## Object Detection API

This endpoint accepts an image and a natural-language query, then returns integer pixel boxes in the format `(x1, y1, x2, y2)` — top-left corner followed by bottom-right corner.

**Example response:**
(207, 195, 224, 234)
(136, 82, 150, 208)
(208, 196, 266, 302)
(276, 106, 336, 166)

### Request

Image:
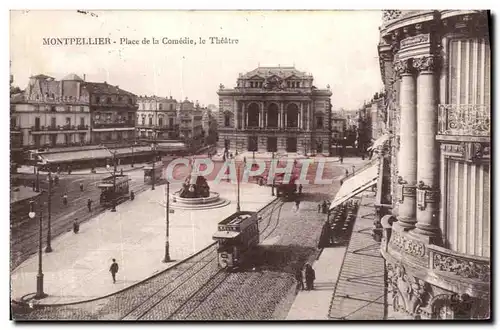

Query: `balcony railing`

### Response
(93, 122, 135, 129)
(30, 125, 89, 132)
(438, 104, 490, 137)
(381, 10, 422, 24)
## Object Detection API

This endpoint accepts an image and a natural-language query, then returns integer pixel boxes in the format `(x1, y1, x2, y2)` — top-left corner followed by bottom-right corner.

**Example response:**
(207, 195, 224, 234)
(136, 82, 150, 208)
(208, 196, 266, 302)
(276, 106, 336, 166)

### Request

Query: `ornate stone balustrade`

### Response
(438, 104, 490, 137)
(428, 245, 490, 283)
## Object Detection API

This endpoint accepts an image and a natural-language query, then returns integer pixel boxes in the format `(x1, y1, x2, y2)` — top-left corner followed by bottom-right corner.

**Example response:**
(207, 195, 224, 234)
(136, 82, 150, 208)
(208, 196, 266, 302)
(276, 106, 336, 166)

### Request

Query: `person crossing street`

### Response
(109, 259, 119, 284)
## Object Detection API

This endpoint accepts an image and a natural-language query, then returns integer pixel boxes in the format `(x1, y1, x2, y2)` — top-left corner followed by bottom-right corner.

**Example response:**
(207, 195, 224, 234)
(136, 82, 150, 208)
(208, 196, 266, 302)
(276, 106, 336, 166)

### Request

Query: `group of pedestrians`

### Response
(295, 263, 316, 291)
(318, 200, 331, 214)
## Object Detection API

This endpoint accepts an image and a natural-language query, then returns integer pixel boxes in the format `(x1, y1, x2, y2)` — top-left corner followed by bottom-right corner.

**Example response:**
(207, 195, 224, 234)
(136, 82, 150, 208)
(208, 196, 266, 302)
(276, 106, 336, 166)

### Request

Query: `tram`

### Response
(212, 211, 260, 270)
(143, 161, 163, 184)
(98, 174, 130, 207)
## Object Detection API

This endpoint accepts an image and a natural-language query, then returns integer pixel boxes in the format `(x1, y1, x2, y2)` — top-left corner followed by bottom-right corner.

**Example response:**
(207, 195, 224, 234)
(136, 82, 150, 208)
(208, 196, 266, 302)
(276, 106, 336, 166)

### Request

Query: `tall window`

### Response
(35, 117, 41, 130)
(51, 117, 56, 128)
(449, 38, 490, 105)
(169, 118, 174, 127)
(316, 116, 324, 129)
(80, 106, 85, 112)
(66, 117, 71, 127)
(142, 117, 145, 125)
(159, 104, 163, 110)
(158, 117, 163, 126)
(149, 117, 153, 126)
(51, 106, 56, 112)
(224, 113, 231, 127)
(80, 117, 85, 127)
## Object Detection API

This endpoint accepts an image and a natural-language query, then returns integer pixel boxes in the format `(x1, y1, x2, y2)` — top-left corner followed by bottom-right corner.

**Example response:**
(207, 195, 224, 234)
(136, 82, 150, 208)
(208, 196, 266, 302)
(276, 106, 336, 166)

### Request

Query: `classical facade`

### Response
(377, 10, 490, 319)
(136, 96, 179, 140)
(86, 80, 137, 144)
(217, 66, 332, 154)
(331, 116, 346, 142)
(10, 74, 92, 153)
(177, 98, 204, 141)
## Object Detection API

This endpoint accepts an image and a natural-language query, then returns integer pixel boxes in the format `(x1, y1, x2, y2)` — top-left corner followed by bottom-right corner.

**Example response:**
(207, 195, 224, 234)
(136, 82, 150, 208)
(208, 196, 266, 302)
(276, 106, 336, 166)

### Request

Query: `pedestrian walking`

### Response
(340, 156, 344, 164)
(295, 198, 300, 211)
(130, 191, 135, 201)
(295, 267, 304, 291)
(57, 166, 61, 175)
(63, 193, 68, 206)
(109, 259, 119, 284)
(73, 219, 80, 234)
(322, 200, 328, 214)
(305, 264, 316, 290)
(32, 181, 36, 191)
(68, 166, 72, 175)
(345, 169, 349, 177)
(80, 182, 84, 192)
(318, 204, 321, 213)
(298, 184, 303, 195)
(120, 168, 124, 176)
(87, 198, 92, 212)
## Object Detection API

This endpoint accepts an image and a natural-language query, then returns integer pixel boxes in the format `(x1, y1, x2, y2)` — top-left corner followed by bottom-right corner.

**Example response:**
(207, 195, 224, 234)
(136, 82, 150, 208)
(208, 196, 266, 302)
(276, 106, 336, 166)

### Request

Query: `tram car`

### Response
(98, 174, 131, 207)
(212, 211, 260, 270)
(143, 161, 163, 184)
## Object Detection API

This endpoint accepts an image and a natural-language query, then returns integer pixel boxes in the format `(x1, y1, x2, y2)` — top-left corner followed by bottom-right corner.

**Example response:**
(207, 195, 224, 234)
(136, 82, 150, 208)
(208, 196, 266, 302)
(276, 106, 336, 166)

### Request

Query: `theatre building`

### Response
(217, 66, 332, 155)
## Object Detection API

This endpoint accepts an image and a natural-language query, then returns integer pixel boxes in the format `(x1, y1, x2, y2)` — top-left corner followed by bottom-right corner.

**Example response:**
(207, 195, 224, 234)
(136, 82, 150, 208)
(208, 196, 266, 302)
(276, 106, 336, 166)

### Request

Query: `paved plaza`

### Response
(11, 180, 275, 305)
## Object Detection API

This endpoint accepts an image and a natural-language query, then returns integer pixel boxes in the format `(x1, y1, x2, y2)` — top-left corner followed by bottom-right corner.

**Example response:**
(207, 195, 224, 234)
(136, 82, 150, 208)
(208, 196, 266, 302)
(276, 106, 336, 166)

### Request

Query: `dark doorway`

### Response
(267, 103, 279, 128)
(248, 136, 258, 152)
(286, 137, 297, 152)
(267, 137, 277, 152)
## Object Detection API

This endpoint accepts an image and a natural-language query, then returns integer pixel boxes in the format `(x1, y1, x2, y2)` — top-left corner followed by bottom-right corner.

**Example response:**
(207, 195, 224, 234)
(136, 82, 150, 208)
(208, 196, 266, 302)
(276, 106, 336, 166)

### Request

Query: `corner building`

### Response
(377, 10, 490, 319)
(217, 67, 332, 154)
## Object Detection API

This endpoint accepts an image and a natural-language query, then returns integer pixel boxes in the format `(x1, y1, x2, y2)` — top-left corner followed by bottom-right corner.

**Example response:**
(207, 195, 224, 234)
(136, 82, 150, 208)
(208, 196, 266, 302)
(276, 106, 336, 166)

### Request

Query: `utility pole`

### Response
(45, 172, 53, 253)
(236, 159, 241, 212)
(162, 181, 171, 263)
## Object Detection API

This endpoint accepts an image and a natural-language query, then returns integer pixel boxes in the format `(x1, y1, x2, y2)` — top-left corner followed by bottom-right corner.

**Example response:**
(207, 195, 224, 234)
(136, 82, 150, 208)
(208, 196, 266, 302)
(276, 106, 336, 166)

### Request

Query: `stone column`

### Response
(393, 58, 418, 230)
(284, 106, 288, 129)
(307, 103, 311, 131)
(412, 55, 441, 242)
(242, 102, 246, 129)
(260, 106, 264, 127)
(234, 100, 239, 130)
(280, 103, 284, 129)
(300, 103, 304, 129)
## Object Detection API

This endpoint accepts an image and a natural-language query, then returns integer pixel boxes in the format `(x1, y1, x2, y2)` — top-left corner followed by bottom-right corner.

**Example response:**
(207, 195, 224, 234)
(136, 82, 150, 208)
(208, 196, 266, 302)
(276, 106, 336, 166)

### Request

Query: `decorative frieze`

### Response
(416, 181, 440, 211)
(413, 56, 439, 73)
(390, 230, 426, 257)
(437, 104, 490, 137)
(400, 34, 430, 49)
(432, 252, 490, 282)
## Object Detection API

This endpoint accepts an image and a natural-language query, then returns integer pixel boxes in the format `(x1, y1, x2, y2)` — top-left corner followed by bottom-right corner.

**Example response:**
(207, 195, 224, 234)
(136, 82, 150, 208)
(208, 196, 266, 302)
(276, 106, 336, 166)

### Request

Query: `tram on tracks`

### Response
(212, 211, 260, 270)
(143, 160, 163, 184)
(98, 174, 131, 207)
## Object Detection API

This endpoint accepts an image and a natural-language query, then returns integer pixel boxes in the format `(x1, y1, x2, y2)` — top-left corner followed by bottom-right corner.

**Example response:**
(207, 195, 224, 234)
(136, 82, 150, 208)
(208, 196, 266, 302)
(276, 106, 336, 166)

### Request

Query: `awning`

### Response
(212, 231, 241, 240)
(367, 134, 391, 151)
(329, 162, 379, 210)
(40, 149, 112, 163)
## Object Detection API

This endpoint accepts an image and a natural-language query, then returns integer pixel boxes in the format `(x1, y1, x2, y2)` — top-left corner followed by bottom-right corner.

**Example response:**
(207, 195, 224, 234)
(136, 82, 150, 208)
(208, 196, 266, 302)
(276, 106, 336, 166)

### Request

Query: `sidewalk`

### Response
(286, 191, 384, 320)
(17, 163, 148, 176)
(10, 181, 275, 305)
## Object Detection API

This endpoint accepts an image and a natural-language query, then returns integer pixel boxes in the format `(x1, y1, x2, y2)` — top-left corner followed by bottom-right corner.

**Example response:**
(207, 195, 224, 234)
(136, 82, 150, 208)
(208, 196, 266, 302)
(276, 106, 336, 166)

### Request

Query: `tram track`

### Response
(10, 180, 151, 271)
(119, 197, 285, 320)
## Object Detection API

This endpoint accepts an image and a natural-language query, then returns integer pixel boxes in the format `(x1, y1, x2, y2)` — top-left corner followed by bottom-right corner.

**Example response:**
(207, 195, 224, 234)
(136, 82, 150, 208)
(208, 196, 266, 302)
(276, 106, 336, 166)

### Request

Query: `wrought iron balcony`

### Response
(93, 122, 135, 129)
(381, 10, 422, 23)
(438, 104, 490, 137)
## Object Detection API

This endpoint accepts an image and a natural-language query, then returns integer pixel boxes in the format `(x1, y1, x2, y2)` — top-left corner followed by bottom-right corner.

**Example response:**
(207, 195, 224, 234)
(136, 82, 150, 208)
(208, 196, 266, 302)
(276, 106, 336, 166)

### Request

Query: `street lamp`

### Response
(45, 172, 53, 253)
(162, 180, 172, 263)
(28, 200, 47, 299)
(236, 158, 242, 212)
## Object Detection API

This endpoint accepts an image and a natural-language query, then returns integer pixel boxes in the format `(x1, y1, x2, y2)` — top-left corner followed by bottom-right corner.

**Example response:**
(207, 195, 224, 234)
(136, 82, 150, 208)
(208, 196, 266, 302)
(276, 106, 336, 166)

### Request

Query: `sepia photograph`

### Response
(8, 9, 491, 321)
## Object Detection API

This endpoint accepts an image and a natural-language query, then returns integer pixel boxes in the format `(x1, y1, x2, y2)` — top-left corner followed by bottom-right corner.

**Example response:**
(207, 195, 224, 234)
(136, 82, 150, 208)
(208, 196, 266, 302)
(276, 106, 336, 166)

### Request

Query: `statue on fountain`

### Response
(179, 175, 210, 198)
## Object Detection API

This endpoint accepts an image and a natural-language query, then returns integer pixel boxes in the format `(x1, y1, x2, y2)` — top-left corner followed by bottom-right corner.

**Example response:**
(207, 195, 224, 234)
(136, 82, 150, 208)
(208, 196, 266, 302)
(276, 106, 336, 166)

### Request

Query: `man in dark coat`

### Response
(110, 259, 119, 283)
(305, 264, 316, 290)
(87, 198, 92, 212)
(295, 267, 304, 290)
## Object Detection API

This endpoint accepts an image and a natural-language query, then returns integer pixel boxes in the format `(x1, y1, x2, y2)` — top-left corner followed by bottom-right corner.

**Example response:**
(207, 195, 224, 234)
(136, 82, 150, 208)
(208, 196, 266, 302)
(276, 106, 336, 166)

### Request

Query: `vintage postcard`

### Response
(9, 9, 491, 321)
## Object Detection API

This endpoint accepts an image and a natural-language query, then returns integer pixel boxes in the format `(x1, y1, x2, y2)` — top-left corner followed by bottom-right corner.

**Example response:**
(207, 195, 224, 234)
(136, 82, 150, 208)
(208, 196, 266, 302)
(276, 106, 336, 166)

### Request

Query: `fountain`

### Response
(170, 175, 230, 210)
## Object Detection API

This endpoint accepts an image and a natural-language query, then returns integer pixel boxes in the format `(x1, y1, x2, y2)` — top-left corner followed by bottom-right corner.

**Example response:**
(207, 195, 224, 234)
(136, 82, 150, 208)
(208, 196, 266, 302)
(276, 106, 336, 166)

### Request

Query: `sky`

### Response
(10, 10, 384, 110)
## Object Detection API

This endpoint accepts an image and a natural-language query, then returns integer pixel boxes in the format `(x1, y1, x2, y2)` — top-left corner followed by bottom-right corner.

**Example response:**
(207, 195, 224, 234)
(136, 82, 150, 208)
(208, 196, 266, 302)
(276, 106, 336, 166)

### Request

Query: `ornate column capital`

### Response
(393, 58, 414, 77)
(413, 55, 440, 73)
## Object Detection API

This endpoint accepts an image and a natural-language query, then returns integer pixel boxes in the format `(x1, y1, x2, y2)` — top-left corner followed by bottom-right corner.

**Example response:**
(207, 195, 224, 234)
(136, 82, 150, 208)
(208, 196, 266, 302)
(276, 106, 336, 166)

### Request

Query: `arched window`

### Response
(224, 112, 231, 127)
